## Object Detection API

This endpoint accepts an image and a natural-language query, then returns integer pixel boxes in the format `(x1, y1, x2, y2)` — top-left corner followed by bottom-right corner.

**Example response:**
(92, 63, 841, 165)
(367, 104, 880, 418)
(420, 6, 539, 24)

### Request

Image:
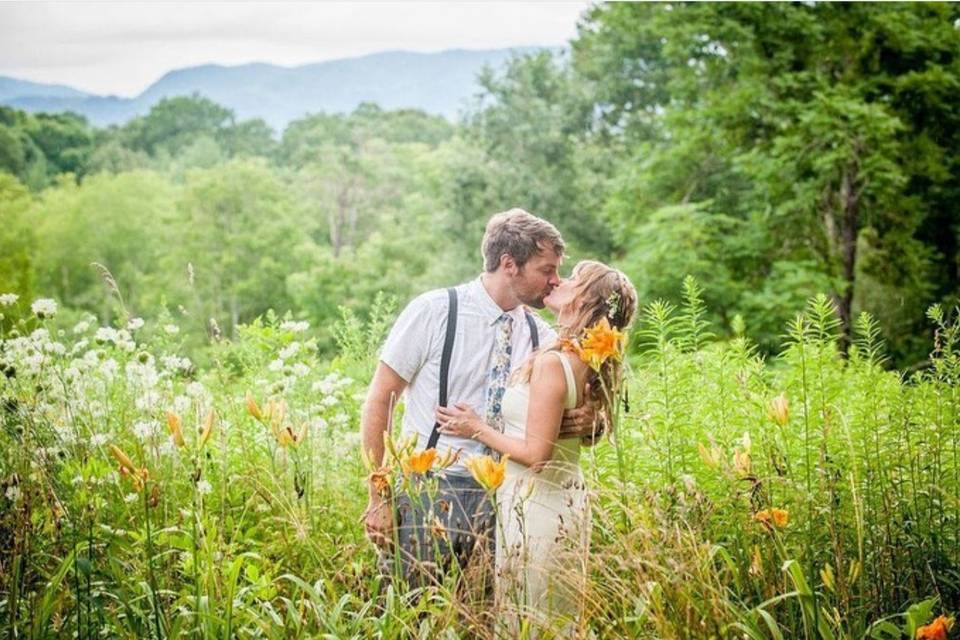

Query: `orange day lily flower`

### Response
(917, 615, 954, 640)
(576, 317, 626, 371)
(464, 454, 509, 492)
(401, 448, 438, 476)
(755, 508, 789, 529)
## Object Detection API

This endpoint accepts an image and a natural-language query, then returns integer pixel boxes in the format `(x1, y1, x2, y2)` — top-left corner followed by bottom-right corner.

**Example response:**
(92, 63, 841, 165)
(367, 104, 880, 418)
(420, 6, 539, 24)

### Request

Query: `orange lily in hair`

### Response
(576, 317, 626, 371)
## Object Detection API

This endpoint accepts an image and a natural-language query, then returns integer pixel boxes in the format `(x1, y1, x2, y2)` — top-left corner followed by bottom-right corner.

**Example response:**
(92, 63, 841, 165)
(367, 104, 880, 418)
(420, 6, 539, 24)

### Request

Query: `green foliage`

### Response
(1, 283, 957, 638)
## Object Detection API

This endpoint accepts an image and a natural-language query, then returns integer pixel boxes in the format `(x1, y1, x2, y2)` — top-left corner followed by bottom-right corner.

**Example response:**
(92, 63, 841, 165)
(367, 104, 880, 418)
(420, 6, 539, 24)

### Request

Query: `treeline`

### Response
(1, 2, 958, 366)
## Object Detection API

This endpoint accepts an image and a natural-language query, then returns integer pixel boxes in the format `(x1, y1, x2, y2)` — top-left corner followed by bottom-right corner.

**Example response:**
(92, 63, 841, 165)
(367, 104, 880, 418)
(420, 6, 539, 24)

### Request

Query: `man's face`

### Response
(511, 245, 562, 309)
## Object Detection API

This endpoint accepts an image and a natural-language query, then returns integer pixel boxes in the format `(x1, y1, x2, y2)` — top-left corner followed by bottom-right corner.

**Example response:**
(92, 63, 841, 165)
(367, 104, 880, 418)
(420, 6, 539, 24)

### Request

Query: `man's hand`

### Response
(558, 382, 601, 440)
(362, 496, 393, 551)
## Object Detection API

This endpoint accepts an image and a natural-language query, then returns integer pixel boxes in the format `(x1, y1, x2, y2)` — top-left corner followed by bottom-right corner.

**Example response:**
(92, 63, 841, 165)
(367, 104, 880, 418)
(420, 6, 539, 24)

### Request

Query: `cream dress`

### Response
(495, 351, 589, 633)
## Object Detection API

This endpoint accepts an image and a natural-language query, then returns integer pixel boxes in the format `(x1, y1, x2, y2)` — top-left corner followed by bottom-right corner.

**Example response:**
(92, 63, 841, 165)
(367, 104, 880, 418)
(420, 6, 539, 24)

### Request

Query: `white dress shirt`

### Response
(380, 276, 557, 475)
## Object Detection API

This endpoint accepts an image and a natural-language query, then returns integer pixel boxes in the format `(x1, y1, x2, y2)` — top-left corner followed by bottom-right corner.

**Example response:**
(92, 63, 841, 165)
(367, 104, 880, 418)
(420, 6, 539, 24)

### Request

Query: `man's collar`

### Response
(470, 276, 523, 326)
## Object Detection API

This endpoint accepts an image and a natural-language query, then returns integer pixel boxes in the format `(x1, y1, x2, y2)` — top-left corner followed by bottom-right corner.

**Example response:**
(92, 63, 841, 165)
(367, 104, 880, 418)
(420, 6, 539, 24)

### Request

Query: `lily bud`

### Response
(768, 394, 789, 427)
(167, 411, 185, 448)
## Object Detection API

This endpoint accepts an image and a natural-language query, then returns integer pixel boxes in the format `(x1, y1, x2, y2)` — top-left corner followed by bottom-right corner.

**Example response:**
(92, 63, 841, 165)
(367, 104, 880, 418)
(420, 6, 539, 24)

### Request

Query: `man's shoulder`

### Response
(400, 285, 461, 318)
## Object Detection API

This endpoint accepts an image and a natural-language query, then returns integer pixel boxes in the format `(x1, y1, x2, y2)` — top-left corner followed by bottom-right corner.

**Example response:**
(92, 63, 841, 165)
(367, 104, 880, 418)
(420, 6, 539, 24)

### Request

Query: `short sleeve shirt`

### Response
(380, 276, 557, 475)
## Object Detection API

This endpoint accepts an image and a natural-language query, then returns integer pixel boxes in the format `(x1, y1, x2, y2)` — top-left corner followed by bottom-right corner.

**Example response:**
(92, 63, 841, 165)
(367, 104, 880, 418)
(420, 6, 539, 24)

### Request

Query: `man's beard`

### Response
(517, 284, 551, 310)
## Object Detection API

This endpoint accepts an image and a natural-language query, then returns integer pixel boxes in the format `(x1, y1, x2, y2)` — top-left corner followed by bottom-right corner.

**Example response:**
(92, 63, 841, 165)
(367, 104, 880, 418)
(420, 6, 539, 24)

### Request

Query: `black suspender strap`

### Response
(426, 287, 458, 450)
(424, 292, 539, 451)
(525, 311, 539, 350)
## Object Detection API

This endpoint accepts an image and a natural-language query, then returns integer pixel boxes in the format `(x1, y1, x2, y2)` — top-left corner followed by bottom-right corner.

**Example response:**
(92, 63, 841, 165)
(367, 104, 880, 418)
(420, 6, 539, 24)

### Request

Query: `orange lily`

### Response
(464, 454, 509, 492)
(917, 615, 954, 640)
(755, 508, 789, 529)
(401, 448, 438, 476)
(575, 317, 626, 371)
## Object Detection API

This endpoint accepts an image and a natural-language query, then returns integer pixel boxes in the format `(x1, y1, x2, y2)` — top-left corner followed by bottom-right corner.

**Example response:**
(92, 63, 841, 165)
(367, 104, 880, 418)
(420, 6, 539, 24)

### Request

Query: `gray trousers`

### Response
(379, 473, 495, 591)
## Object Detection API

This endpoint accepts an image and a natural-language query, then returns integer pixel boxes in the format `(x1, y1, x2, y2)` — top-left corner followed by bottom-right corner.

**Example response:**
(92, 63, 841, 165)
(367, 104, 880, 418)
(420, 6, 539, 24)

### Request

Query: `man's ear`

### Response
(500, 253, 518, 276)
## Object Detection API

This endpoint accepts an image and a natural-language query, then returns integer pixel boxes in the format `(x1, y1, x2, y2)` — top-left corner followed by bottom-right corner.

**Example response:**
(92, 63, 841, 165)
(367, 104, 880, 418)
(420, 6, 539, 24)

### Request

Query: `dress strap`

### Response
(548, 351, 578, 409)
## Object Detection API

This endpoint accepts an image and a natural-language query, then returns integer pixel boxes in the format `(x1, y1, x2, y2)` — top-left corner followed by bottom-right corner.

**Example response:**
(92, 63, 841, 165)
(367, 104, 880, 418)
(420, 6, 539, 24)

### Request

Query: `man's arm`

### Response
(360, 361, 408, 548)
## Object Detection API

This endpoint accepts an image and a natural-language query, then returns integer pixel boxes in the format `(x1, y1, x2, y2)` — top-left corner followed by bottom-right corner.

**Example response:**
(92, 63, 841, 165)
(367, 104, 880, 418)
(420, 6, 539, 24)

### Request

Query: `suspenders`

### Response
(425, 287, 540, 450)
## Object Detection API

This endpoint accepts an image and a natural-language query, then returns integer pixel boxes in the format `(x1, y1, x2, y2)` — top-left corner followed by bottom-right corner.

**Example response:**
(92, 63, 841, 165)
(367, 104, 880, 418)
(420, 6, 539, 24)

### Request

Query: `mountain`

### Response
(0, 47, 562, 131)
(0, 76, 92, 102)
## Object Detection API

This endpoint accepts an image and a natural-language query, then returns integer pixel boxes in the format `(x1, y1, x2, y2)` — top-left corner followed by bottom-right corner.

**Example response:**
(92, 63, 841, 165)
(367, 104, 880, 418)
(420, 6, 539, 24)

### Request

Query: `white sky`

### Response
(0, 1, 595, 97)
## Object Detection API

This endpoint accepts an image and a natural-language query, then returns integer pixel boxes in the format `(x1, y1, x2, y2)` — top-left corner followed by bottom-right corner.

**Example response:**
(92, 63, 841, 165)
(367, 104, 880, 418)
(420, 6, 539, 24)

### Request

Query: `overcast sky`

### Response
(0, 2, 594, 97)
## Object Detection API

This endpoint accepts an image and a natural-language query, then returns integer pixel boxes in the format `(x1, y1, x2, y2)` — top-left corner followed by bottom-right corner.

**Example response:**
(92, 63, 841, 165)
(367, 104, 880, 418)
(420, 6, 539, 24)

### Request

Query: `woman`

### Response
(437, 260, 637, 633)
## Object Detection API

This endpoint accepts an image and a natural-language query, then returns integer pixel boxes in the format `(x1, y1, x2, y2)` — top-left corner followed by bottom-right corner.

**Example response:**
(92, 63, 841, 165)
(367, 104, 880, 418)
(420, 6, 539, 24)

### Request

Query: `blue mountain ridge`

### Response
(1, 47, 564, 130)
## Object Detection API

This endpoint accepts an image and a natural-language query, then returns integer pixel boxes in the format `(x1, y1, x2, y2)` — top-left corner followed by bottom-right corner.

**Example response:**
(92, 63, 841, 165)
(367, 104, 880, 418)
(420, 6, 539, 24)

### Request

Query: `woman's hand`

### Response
(436, 402, 487, 440)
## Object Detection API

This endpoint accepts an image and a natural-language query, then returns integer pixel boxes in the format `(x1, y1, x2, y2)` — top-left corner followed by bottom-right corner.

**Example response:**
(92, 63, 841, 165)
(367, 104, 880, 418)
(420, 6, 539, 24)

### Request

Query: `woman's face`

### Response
(543, 272, 580, 321)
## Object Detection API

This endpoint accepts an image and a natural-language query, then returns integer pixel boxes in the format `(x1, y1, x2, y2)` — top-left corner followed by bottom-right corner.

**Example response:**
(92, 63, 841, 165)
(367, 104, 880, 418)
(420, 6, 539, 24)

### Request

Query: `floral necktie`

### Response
(485, 313, 514, 458)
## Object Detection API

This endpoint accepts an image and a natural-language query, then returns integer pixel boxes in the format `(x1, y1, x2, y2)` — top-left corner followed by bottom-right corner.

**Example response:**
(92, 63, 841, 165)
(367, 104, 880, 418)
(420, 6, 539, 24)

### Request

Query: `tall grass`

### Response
(0, 283, 956, 638)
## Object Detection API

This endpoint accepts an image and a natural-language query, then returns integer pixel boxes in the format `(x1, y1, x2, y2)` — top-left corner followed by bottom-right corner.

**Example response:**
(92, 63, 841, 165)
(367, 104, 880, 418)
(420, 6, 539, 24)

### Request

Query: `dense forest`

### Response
(1, 2, 959, 366)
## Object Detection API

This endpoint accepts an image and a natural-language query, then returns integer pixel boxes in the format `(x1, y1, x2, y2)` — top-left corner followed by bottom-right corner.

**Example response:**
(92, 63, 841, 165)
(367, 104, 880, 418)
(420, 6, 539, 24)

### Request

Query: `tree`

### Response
(574, 2, 960, 362)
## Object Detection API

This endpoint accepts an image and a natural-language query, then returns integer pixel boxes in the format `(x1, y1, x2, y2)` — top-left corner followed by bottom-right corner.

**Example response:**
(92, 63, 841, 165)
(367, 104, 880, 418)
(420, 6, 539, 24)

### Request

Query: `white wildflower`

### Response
(135, 390, 162, 413)
(173, 395, 191, 414)
(164, 324, 180, 335)
(95, 327, 118, 344)
(158, 439, 176, 456)
(279, 342, 301, 360)
(311, 380, 335, 395)
(185, 381, 206, 398)
(30, 298, 57, 319)
(5, 486, 21, 501)
(267, 359, 284, 372)
(0, 293, 18, 307)
(321, 395, 338, 408)
(98, 358, 119, 380)
(133, 420, 157, 441)
(291, 363, 310, 378)
(73, 320, 90, 334)
(127, 317, 145, 331)
(124, 493, 138, 504)
(332, 412, 349, 426)
(280, 320, 309, 333)
(196, 479, 212, 495)
(44, 342, 66, 356)
(90, 433, 109, 447)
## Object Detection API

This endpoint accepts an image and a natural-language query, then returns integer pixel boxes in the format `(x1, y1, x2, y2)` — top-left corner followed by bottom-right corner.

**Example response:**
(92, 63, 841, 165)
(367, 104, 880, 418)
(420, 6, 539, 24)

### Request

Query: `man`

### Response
(360, 208, 598, 588)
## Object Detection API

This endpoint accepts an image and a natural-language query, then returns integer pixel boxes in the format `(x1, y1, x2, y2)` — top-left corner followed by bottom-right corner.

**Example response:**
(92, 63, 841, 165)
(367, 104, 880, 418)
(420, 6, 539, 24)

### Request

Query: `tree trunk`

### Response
(831, 160, 862, 355)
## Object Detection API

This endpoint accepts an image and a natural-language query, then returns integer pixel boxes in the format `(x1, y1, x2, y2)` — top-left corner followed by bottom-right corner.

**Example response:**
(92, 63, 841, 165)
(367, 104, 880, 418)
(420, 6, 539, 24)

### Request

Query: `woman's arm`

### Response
(436, 354, 568, 468)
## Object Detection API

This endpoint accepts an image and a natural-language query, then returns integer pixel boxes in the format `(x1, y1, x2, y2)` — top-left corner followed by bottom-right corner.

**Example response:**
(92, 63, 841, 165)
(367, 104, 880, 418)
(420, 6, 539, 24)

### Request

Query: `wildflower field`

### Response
(0, 279, 957, 639)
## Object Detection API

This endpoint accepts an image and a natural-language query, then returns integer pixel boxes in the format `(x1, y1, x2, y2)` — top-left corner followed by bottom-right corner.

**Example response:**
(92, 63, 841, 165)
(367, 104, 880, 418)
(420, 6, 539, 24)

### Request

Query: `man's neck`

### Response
(480, 272, 520, 312)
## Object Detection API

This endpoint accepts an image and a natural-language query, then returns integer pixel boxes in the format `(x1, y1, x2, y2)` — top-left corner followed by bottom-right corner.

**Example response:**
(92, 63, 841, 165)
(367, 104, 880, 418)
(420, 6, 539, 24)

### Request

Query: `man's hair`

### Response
(481, 208, 565, 272)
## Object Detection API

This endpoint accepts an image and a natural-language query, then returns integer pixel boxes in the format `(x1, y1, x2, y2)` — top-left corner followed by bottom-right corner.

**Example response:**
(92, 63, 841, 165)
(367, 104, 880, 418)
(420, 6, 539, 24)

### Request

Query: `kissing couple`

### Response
(360, 208, 637, 634)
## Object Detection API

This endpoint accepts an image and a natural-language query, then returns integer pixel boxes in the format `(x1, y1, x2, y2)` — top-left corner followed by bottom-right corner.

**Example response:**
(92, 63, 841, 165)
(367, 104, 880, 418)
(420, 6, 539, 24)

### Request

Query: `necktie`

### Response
(485, 313, 514, 457)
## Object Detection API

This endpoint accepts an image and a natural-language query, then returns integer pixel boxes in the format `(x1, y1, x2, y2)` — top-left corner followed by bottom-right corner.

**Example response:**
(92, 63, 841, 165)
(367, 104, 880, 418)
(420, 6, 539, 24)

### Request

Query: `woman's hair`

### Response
(515, 260, 638, 445)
